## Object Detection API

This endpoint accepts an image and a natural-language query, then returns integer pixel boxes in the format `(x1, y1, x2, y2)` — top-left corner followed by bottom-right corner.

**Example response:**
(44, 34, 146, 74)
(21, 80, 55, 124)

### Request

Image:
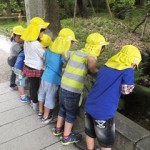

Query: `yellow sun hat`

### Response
(105, 45, 142, 70)
(40, 34, 53, 48)
(30, 17, 50, 29)
(21, 24, 41, 41)
(21, 17, 50, 41)
(13, 26, 25, 35)
(50, 28, 77, 54)
(82, 33, 109, 57)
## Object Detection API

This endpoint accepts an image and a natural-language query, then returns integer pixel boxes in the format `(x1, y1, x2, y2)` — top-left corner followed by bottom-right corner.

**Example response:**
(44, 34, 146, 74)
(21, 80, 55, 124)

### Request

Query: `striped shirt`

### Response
(61, 50, 93, 94)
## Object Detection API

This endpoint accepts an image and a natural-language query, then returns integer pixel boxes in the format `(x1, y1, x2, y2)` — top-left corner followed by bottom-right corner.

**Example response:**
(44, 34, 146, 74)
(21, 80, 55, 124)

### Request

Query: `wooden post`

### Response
(73, 0, 77, 27)
(18, 13, 22, 24)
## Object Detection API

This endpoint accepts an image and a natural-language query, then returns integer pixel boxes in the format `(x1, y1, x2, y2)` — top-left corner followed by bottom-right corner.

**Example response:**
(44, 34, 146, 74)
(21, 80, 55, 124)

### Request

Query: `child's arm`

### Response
(121, 84, 134, 95)
(87, 56, 98, 73)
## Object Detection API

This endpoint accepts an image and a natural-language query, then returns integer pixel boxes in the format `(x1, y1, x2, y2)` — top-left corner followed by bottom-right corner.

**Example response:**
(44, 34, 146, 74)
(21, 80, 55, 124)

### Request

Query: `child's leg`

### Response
(38, 80, 46, 114)
(85, 113, 96, 150)
(63, 121, 73, 137)
(18, 86, 25, 95)
(43, 82, 58, 117)
(10, 70, 17, 87)
(86, 135, 95, 150)
(56, 115, 64, 128)
(29, 77, 41, 104)
(39, 101, 44, 113)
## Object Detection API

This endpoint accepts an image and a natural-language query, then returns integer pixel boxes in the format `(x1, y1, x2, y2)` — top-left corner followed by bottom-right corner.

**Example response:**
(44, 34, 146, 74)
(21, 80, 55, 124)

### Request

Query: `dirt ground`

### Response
(0, 49, 10, 83)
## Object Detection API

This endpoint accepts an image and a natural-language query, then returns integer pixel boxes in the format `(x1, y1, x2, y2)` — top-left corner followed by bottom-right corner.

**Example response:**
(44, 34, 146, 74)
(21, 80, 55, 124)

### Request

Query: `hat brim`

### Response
(42, 22, 50, 29)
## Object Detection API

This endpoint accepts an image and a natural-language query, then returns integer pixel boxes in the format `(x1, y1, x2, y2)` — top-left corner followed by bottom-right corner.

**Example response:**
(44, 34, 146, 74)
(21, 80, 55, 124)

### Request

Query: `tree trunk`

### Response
(106, 0, 112, 17)
(44, 0, 61, 38)
(6, 0, 11, 16)
(135, 0, 145, 6)
(140, 0, 145, 6)
(77, 0, 88, 18)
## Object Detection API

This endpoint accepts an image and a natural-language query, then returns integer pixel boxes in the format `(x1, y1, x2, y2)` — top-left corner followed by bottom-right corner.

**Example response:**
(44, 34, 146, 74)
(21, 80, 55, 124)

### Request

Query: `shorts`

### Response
(13, 68, 28, 87)
(85, 112, 115, 148)
(38, 80, 58, 109)
(58, 88, 81, 124)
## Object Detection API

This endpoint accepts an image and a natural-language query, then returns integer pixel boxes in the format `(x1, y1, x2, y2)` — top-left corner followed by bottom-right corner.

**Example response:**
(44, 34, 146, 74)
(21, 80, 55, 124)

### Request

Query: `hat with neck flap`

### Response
(21, 17, 50, 41)
(50, 28, 77, 54)
(40, 34, 53, 48)
(82, 33, 109, 57)
(105, 45, 142, 70)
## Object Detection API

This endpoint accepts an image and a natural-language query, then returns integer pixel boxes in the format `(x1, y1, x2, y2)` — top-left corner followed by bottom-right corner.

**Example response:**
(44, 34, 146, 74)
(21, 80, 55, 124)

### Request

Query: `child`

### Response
(40, 34, 53, 50)
(7, 26, 25, 90)
(84, 45, 142, 150)
(53, 33, 109, 145)
(13, 50, 30, 102)
(38, 28, 77, 125)
(21, 17, 50, 111)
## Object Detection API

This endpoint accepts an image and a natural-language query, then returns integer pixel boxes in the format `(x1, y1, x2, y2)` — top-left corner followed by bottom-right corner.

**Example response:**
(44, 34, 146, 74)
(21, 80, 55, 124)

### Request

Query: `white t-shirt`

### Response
(24, 41, 44, 70)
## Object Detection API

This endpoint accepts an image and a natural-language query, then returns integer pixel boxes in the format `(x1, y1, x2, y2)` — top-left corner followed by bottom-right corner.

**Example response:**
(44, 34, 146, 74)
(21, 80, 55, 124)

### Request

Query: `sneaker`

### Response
(21, 96, 30, 103)
(42, 114, 53, 125)
(10, 84, 18, 90)
(52, 127, 64, 136)
(61, 133, 82, 146)
(37, 112, 43, 119)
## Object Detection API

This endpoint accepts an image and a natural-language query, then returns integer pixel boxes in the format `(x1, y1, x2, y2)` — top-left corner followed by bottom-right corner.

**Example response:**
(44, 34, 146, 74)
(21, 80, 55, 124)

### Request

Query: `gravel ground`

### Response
(0, 49, 10, 83)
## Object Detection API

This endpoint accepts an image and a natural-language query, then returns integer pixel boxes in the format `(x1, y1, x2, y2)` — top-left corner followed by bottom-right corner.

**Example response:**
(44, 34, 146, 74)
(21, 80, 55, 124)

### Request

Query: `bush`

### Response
(113, 0, 135, 19)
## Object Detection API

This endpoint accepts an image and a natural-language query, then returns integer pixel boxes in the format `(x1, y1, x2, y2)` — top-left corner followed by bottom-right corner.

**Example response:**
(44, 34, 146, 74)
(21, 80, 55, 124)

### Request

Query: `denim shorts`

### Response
(38, 80, 58, 109)
(13, 68, 28, 87)
(85, 112, 115, 148)
(58, 88, 81, 124)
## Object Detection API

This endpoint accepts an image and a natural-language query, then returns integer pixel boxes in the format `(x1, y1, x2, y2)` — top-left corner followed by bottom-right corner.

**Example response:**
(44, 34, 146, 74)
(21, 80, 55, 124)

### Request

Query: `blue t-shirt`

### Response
(85, 65, 134, 120)
(14, 51, 25, 70)
(42, 49, 64, 85)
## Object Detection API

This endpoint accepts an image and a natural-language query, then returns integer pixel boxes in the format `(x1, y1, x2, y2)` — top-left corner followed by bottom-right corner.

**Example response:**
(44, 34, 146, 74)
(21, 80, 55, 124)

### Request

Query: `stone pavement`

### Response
(0, 81, 82, 150)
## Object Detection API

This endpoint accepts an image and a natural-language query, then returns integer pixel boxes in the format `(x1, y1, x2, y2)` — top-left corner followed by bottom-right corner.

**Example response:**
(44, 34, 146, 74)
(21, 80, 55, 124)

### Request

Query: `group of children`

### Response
(7, 17, 142, 150)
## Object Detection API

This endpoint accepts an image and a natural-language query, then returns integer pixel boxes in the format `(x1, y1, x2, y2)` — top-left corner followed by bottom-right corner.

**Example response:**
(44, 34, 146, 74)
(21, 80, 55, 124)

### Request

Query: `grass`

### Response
(0, 20, 26, 36)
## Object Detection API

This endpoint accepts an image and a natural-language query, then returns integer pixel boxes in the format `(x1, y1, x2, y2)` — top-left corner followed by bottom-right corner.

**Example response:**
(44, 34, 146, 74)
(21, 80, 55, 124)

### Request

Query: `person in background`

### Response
(21, 17, 50, 111)
(13, 50, 30, 103)
(7, 26, 25, 90)
(38, 28, 76, 125)
(53, 33, 109, 146)
(84, 45, 142, 150)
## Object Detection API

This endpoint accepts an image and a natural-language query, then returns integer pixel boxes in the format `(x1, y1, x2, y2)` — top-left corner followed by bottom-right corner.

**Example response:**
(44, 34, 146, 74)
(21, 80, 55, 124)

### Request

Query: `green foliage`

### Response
(112, 0, 136, 19)
(118, 99, 125, 110)
(0, 21, 26, 36)
(113, 0, 135, 8)
(0, 3, 6, 10)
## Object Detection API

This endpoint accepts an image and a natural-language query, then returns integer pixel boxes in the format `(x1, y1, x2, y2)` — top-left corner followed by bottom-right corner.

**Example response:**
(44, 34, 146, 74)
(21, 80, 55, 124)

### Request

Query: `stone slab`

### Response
(0, 105, 35, 127)
(0, 97, 25, 113)
(0, 114, 45, 144)
(0, 125, 59, 150)
(136, 136, 150, 150)
(45, 142, 79, 150)
(0, 89, 20, 103)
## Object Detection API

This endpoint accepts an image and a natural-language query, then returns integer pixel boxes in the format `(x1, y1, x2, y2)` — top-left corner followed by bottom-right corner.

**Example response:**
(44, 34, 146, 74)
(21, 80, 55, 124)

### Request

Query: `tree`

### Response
(6, 0, 11, 16)
(77, 0, 88, 18)
(135, 0, 145, 6)
(44, 0, 61, 38)
(106, 0, 112, 17)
